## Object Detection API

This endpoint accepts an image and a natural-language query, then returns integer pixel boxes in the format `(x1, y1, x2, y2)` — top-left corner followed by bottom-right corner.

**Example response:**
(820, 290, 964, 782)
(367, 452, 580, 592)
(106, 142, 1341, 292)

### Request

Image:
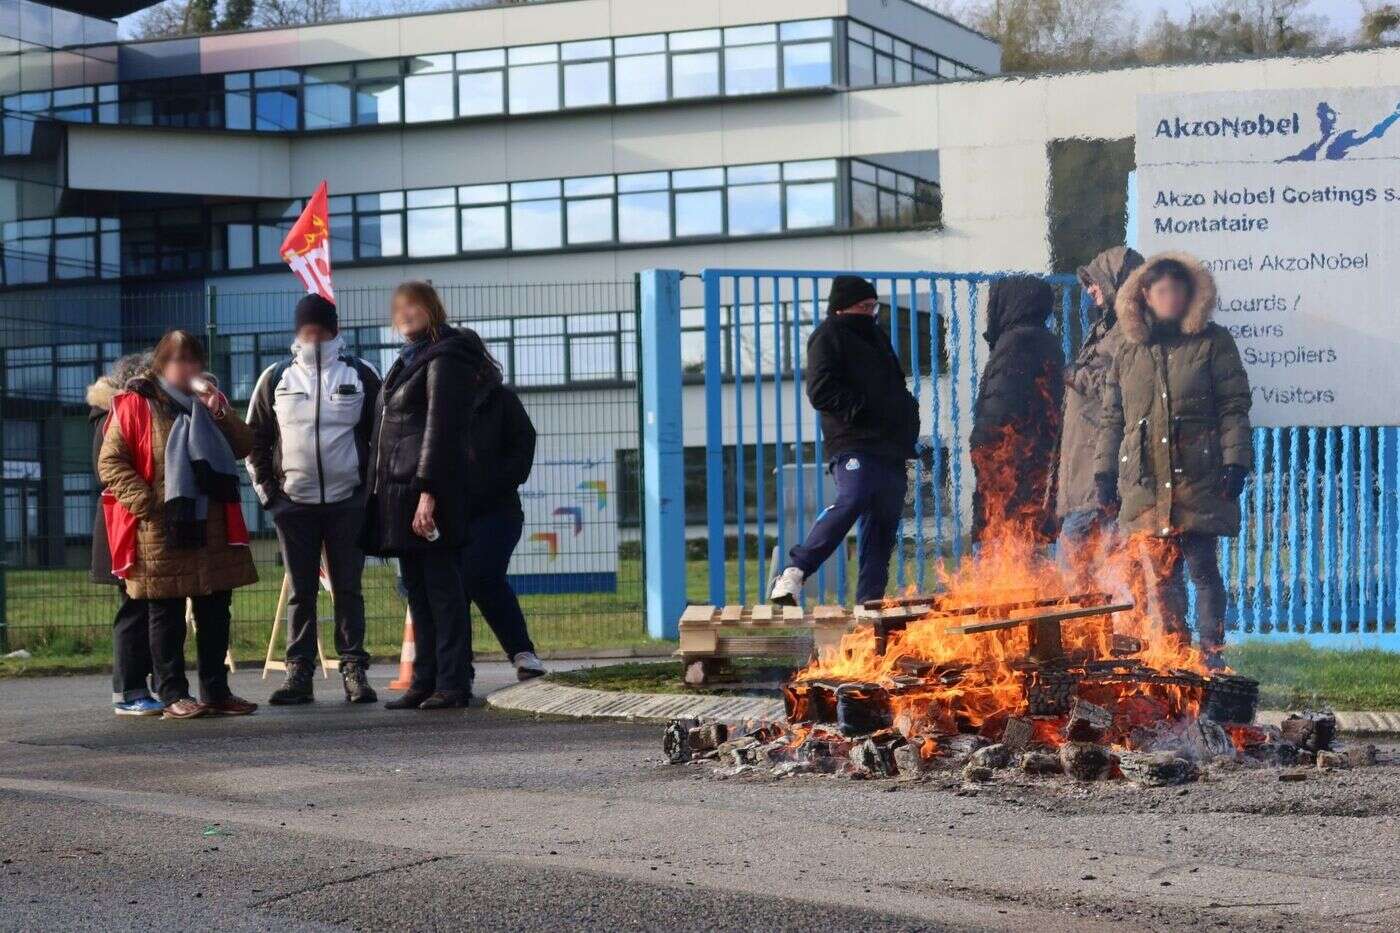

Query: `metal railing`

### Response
(686, 266, 1398, 648)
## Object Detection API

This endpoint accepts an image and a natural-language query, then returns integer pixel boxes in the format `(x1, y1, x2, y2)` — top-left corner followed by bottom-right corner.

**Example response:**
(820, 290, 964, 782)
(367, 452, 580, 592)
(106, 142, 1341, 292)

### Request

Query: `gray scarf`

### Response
(159, 377, 240, 549)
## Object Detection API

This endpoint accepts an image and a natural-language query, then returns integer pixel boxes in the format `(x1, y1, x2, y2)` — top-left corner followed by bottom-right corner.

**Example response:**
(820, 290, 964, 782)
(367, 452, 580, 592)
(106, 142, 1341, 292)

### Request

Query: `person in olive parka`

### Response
(1094, 252, 1252, 667)
(969, 275, 1064, 546)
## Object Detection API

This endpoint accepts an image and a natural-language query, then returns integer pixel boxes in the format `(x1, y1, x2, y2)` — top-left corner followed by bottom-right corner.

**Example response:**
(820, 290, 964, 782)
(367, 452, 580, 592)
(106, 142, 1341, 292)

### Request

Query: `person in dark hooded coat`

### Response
(969, 275, 1064, 545)
(1056, 247, 1144, 580)
(367, 282, 487, 710)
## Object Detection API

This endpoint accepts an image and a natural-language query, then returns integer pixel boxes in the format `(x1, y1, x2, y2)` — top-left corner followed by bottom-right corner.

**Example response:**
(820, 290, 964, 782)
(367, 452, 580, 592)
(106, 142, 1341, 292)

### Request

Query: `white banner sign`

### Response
(1136, 87, 1400, 427)
(510, 451, 618, 594)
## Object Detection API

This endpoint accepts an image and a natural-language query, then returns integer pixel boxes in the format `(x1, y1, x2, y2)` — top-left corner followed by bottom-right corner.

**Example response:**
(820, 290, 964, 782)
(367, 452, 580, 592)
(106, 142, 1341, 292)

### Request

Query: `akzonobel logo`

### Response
(1153, 112, 1301, 140)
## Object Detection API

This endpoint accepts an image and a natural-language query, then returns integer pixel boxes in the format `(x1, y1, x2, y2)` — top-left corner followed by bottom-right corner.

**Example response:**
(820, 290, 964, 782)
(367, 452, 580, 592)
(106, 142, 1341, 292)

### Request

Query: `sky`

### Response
(1130, 0, 1368, 37)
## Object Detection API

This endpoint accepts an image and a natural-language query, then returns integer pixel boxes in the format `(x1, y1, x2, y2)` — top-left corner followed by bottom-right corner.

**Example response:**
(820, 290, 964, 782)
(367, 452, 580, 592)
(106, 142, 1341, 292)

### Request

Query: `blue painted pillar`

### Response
(640, 269, 686, 639)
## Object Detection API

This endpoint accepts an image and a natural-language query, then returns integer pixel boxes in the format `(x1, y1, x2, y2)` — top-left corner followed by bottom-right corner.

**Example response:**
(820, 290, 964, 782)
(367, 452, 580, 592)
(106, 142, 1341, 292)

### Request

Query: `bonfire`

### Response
(664, 434, 1365, 785)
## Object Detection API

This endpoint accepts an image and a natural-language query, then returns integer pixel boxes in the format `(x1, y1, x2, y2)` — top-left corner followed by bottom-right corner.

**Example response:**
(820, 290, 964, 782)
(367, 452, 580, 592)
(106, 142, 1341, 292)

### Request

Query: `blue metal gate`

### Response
(666, 266, 1399, 649)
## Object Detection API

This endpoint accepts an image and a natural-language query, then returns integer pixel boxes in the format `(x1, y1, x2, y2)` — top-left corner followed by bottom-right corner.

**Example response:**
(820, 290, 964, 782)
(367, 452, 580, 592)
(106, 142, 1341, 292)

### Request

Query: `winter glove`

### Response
(1094, 472, 1121, 518)
(1220, 463, 1248, 500)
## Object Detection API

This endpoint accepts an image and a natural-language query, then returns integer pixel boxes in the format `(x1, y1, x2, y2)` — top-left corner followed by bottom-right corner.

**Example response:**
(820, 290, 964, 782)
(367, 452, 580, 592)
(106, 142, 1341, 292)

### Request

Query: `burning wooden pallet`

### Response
(677, 604, 853, 686)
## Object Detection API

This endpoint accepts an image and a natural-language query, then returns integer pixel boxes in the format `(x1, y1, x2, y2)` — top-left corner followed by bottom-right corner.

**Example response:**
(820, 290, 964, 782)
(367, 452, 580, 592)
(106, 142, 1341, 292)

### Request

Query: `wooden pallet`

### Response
(676, 604, 854, 686)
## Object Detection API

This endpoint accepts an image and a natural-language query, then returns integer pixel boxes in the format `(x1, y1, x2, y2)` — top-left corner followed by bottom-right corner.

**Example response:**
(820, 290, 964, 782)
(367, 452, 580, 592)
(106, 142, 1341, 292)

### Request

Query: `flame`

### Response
(790, 424, 1218, 746)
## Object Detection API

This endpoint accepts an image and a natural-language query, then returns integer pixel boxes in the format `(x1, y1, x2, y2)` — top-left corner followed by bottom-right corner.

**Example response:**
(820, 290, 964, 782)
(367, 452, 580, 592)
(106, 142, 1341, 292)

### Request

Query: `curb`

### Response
(488, 678, 1400, 735)
(486, 678, 783, 723)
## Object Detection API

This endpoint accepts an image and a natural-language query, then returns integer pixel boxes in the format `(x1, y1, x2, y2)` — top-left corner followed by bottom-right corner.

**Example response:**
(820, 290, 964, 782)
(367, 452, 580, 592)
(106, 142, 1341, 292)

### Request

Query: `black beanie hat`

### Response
(826, 275, 878, 315)
(294, 293, 338, 333)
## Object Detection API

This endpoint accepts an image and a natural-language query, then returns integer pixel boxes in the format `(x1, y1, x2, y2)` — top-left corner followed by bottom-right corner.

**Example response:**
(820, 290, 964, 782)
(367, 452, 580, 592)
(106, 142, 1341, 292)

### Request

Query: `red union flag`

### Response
(281, 181, 335, 303)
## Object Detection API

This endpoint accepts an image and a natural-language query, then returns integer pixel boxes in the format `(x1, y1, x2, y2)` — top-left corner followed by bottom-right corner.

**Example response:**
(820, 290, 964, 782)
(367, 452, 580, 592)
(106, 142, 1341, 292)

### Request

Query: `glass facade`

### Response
(0, 17, 986, 150)
(0, 157, 939, 287)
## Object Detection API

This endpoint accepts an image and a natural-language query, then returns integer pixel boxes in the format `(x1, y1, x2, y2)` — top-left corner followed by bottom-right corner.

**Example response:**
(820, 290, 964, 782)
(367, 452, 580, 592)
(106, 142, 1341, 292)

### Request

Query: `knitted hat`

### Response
(826, 275, 878, 315)
(294, 293, 338, 333)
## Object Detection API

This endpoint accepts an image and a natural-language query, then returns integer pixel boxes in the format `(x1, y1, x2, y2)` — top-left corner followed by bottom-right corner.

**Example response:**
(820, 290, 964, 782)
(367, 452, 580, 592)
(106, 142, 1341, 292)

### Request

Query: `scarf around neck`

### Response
(159, 377, 241, 549)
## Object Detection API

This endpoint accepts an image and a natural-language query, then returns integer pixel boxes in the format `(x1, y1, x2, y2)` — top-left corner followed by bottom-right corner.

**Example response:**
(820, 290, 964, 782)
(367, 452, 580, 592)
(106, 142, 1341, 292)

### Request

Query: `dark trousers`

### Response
(400, 548, 473, 693)
(1149, 532, 1227, 652)
(461, 507, 536, 660)
(272, 500, 369, 668)
(111, 585, 152, 703)
(788, 453, 906, 604)
(147, 591, 234, 704)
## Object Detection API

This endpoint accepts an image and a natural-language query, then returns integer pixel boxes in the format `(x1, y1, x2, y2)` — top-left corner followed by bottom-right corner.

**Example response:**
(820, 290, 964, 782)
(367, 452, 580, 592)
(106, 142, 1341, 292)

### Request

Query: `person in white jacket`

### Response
(247, 294, 382, 705)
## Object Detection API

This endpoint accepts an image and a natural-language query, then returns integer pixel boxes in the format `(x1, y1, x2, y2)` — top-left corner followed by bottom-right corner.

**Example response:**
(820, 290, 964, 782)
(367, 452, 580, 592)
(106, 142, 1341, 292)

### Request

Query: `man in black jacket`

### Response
(771, 276, 919, 605)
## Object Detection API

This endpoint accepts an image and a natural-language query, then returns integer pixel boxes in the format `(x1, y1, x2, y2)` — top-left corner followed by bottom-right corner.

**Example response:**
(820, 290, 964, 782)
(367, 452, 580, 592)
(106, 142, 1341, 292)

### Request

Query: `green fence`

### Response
(0, 280, 651, 660)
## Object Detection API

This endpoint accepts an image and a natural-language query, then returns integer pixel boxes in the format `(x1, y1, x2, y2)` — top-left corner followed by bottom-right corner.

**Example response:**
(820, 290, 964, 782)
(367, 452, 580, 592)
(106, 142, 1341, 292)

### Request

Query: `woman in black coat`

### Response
(969, 275, 1065, 546)
(368, 281, 485, 710)
(456, 329, 544, 681)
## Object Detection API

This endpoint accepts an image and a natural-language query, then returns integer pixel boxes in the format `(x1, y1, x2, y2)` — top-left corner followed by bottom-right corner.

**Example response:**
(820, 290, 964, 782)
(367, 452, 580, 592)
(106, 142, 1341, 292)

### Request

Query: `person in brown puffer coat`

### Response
(1093, 252, 1252, 666)
(1056, 247, 1143, 582)
(98, 331, 259, 719)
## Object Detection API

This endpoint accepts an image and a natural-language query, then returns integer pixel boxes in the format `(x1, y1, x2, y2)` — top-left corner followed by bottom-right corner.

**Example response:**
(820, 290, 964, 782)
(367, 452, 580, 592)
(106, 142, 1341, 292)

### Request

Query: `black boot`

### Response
(341, 660, 378, 704)
(418, 690, 469, 710)
(269, 662, 314, 705)
(385, 688, 433, 710)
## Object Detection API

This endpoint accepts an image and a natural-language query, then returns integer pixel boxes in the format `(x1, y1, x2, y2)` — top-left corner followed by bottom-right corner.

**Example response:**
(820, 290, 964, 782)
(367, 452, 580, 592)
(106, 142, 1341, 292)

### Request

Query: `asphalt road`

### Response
(2, 665, 1399, 932)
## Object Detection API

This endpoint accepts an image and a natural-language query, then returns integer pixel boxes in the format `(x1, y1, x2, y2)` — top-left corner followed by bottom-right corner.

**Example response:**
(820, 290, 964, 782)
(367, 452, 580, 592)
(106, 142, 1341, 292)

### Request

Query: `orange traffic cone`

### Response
(389, 608, 416, 690)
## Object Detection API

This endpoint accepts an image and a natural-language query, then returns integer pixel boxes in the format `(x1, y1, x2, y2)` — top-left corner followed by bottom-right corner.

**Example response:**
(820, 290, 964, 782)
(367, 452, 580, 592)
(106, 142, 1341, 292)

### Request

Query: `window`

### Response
(845, 19, 977, 88)
(782, 41, 832, 89)
(563, 39, 611, 109)
(670, 29, 720, 98)
(459, 183, 509, 251)
(614, 33, 666, 105)
(456, 49, 505, 116)
(508, 44, 559, 114)
(461, 205, 507, 251)
(303, 65, 352, 129)
(457, 70, 503, 117)
(406, 187, 456, 256)
(726, 163, 781, 235)
(849, 159, 940, 229)
(404, 55, 453, 123)
(617, 172, 669, 242)
(724, 24, 777, 95)
(673, 167, 724, 238)
(510, 179, 562, 250)
(564, 175, 614, 244)
(354, 59, 401, 125)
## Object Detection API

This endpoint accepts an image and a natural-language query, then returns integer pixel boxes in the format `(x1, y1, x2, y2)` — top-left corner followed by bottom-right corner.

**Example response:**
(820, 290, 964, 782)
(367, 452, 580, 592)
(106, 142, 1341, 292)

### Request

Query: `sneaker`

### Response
(269, 663, 315, 705)
(162, 697, 207, 720)
(418, 690, 469, 710)
(114, 696, 165, 717)
(341, 660, 378, 704)
(769, 567, 805, 606)
(206, 694, 258, 716)
(512, 651, 546, 681)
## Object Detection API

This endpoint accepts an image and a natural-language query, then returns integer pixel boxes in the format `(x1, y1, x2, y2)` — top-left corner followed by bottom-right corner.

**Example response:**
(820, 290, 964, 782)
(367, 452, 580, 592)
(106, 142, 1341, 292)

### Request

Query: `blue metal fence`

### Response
(681, 266, 1399, 649)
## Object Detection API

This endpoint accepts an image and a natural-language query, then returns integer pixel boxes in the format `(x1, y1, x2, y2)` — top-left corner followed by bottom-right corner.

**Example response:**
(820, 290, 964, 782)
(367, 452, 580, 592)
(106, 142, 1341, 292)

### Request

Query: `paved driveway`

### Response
(2, 667, 1398, 931)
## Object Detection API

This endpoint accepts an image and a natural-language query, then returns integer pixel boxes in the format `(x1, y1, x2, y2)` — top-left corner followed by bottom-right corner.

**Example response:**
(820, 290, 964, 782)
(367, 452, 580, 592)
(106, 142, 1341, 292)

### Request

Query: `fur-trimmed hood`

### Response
(85, 351, 153, 417)
(1114, 251, 1217, 345)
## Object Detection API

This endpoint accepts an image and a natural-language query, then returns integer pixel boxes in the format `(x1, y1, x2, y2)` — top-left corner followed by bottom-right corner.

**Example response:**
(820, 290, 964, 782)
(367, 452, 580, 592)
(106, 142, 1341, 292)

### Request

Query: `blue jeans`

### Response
(788, 454, 906, 604)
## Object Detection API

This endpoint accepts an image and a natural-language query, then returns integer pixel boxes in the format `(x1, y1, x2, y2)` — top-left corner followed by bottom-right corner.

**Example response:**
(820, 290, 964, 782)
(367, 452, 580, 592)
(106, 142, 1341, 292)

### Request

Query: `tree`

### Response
(920, 0, 1139, 72)
(1138, 0, 1338, 64)
(1361, 3, 1400, 43)
(255, 0, 341, 27)
(219, 0, 256, 31)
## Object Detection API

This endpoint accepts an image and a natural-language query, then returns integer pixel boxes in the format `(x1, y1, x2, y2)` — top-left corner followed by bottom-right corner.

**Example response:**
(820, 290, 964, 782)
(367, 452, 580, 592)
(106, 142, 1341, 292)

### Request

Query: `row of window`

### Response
(0, 18, 983, 151)
(0, 158, 940, 286)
